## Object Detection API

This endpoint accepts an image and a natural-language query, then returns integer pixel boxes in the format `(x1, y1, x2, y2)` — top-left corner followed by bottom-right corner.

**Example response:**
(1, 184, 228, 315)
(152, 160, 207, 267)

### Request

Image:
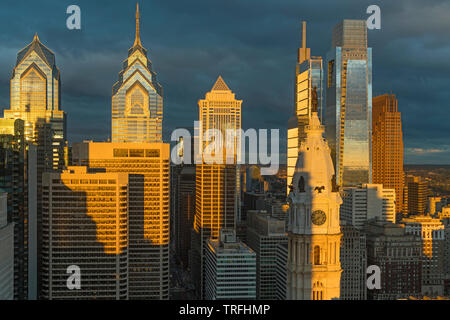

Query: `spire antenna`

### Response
(134, 2, 142, 47)
(33, 33, 39, 42)
(301, 21, 306, 49)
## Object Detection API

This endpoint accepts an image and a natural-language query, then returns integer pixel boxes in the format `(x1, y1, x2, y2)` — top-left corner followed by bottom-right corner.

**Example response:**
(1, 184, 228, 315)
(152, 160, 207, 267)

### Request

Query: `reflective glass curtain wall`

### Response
(325, 20, 372, 187)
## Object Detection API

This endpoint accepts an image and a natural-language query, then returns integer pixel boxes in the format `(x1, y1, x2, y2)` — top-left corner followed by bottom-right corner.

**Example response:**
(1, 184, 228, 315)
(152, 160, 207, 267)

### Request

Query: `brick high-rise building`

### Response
(365, 221, 422, 300)
(372, 94, 404, 215)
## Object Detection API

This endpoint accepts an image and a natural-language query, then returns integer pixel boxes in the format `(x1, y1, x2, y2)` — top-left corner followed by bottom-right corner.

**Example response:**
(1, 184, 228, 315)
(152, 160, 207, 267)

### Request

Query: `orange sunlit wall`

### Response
(372, 94, 404, 214)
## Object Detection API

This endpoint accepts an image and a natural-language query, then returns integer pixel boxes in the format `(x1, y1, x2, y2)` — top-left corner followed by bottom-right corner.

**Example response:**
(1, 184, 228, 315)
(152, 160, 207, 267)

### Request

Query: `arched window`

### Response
(298, 176, 305, 192)
(314, 245, 320, 265)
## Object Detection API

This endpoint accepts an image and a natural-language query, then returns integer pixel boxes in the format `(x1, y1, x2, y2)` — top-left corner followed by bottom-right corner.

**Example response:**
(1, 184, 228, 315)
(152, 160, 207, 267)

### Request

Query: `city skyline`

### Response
(1, 0, 450, 304)
(0, 0, 449, 165)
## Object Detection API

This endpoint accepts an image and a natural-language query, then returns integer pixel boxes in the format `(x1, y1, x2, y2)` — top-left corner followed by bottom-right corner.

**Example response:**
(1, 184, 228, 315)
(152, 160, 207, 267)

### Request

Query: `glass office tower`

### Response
(111, 3, 163, 143)
(5, 34, 66, 171)
(287, 22, 323, 194)
(4, 34, 66, 299)
(325, 20, 372, 187)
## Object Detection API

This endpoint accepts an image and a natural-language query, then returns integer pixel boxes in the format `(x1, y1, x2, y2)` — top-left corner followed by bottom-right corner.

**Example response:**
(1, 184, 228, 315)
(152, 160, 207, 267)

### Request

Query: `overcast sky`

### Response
(0, 0, 449, 164)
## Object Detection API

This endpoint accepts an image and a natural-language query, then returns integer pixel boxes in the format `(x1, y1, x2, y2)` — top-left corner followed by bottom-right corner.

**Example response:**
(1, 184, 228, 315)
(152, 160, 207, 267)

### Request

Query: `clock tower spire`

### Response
(287, 110, 343, 300)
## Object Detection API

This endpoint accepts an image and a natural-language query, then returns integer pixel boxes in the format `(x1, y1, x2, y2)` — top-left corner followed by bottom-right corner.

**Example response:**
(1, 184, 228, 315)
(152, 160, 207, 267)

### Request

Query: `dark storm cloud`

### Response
(0, 0, 449, 164)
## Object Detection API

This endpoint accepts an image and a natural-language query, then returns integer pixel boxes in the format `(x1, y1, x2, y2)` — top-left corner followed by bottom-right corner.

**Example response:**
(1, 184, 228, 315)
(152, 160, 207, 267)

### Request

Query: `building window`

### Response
(314, 245, 321, 265)
(298, 176, 305, 192)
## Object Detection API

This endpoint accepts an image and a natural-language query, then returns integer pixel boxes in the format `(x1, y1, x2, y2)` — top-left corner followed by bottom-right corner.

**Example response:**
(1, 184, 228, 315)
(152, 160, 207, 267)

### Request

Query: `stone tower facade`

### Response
(287, 111, 342, 300)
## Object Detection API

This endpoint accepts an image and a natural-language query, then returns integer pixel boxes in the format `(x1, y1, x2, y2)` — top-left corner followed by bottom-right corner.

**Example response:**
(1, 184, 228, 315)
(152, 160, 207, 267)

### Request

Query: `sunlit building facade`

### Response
(72, 142, 170, 299)
(191, 76, 242, 298)
(372, 94, 404, 215)
(41, 167, 129, 299)
(406, 175, 429, 215)
(287, 21, 323, 194)
(340, 184, 396, 229)
(403, 215, 445, 297)
(287, 111, 343, 300)
(111, 4, 163, 143)
(4, 34, 66, 171)
(325, 19, 372, 187)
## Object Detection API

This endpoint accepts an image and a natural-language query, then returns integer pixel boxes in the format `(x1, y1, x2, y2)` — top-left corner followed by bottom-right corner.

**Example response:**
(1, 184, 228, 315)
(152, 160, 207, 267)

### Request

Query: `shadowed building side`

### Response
(41, 167, 129, 299)
(72, 142, 170, 299)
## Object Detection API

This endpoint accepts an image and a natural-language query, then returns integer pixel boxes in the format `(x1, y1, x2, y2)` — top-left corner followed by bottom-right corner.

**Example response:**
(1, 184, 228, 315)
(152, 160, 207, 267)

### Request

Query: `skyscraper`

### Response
(340, 222, 367, 300)
(191, 76, 242, 298)
(41, 167, 129, 299)
(4, 34, 66, 170)
(372, 94, 404, 214)
(175, 166, 196, 268)
(275, 242, 288, 300)
(406, 175, 429, 215)
(287, 111, 342, 300)
(325, 20, 372, 187)
(4, 34, 66, 298)
(287, 21, 323, 194)
(246, 211, 287, 299)
(0, 118, 37, 300)
(72, 142, 170, 299)
(111, 3, 163, 143)
(0, 192, 14, 300)
(204, 229, 256, 300)
(340, 184, 396, 228)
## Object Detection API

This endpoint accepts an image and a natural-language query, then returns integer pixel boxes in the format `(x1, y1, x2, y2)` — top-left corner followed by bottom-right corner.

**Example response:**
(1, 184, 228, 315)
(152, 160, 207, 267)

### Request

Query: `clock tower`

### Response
(287, 110, 342, 300)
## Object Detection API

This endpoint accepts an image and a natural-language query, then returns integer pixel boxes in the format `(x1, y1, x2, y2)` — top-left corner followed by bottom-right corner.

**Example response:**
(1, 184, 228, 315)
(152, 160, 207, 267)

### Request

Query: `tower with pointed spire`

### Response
(287, 110, 342, 300)
(3, 33, 67, 300)
(134, 2, 141, 47)
(111, 2, 163, 143)
(191, 76, 242, 298)
(287, 21, 323, 195)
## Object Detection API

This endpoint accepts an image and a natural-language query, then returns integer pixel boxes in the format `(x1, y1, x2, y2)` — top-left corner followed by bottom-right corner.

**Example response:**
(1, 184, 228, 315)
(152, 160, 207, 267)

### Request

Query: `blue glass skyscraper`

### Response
(325, 20, 372, 187)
